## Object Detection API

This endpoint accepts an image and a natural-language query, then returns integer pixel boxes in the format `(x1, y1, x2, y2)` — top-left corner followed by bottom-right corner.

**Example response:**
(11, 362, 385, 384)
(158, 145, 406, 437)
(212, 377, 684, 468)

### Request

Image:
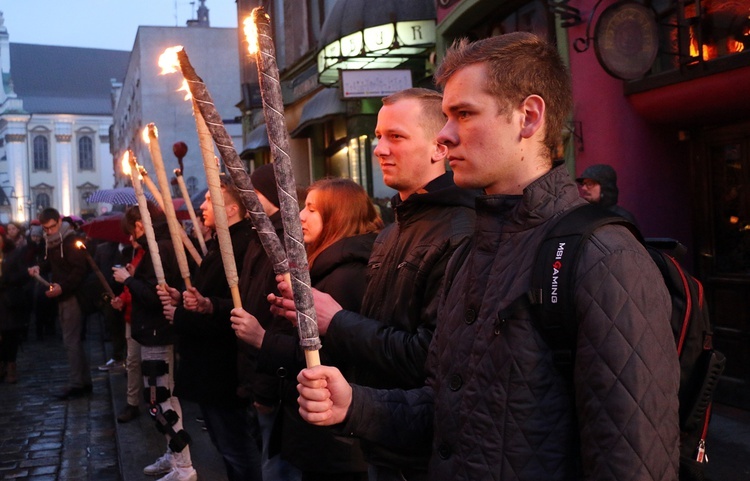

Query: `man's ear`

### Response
(432, 141, 448, 163)
(519, 95, 545, 139)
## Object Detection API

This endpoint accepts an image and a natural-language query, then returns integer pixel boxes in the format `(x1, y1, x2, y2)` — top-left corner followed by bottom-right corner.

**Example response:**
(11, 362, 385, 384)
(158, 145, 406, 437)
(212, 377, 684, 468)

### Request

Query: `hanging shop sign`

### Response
(593, 1, 659, 80)
(317, 20, 436, 85)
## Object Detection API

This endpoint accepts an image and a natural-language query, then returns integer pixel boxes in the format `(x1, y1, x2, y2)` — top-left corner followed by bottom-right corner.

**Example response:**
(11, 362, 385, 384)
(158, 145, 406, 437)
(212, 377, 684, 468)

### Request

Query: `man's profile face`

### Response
(374, 98, 437, 197)
(438, 63, 520, 195)
(200, 192, 215, 229)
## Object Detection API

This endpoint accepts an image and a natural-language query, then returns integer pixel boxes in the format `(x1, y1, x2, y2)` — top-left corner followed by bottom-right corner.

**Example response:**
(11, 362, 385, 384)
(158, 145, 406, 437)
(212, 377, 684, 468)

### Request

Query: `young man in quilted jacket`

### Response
(264, 88, 476, 480)
(296, 33, 680, 481)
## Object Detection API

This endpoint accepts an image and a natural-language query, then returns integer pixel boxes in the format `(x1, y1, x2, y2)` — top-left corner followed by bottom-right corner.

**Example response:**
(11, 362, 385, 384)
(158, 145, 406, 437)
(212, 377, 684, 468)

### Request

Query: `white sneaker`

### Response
(156, 467, 198, 481)
(98, 358, 116, 371)
(143, 452, 174, 476)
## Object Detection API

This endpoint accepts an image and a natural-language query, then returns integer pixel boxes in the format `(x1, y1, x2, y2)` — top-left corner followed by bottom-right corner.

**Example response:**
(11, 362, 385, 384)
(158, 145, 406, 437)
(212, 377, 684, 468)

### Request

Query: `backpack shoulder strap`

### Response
(527, 204, 639, 376)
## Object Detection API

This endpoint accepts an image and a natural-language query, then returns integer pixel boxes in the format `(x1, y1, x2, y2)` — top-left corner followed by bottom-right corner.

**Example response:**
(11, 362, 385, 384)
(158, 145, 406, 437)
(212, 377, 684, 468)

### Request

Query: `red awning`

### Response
(628, 65, 750, 125)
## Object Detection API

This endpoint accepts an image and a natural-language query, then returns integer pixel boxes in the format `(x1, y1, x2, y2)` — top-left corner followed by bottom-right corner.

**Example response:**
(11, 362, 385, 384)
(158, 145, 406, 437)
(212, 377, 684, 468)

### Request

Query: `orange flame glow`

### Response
(158, 46, 184, 75)
(244, 15, 259, 56)
(75, 240, 86, 250)
(179, 79, 192, 101)
(121, 152, 132, 176)
(142, 123, 158, 144)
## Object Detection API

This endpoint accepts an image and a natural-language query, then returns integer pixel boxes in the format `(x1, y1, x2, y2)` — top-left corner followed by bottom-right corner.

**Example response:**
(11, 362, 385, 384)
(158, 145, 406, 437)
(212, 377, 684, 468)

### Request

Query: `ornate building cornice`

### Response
(5, 133, 26, 143)
(55, 134, 72, 142)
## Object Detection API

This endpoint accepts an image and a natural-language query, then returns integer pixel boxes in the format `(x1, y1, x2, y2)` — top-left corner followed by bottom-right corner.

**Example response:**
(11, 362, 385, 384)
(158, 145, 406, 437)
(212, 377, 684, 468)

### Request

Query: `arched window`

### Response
(33, 135, 50, 171)
(187, 176, 198, 197)
(36, 193, 50, 211)
(78, 136, 94, 170)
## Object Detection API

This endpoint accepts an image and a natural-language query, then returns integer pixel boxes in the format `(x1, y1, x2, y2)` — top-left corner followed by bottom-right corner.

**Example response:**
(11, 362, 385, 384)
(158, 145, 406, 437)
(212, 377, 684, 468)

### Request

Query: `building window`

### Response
(36, 193, 50, 211)
(33, 135, 50, 171)
(78, 136, 94, 171)
(187, 176, 198, 197)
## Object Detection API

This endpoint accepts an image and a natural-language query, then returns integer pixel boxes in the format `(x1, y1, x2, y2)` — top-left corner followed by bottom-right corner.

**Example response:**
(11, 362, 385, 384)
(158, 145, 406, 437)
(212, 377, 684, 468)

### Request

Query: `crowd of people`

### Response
(0, 32, 677, 481)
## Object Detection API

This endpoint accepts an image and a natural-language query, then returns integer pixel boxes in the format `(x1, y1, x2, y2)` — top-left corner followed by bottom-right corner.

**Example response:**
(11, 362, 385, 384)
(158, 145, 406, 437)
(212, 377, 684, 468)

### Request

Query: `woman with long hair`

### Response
(301, 178, 383, 310)
(232, 177, 382, 481)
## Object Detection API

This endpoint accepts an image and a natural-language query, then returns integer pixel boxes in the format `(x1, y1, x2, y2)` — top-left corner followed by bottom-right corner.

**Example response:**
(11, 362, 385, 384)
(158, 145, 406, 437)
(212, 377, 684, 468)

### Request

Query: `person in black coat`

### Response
(0, 233, 30, 383)
(26, 224, 57, 340)
(113, 203, 196, 481)
(160, 177, 262, 481)
(231, 178, 383, 480)
(29, 208, 92, 399)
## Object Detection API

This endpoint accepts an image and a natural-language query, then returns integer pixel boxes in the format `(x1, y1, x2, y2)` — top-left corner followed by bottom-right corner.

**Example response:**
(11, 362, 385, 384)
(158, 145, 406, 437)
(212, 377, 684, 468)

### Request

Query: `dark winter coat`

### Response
(217, 211, 285, 406)
(173, 219, 254, 407)
(125, 220, 183, 346)
(40, 221, 88, 301)
(344, 164, 680, 481)
(258, 232, 376, 474)
(0, 242, 30, 330)
(323, 171, 477, 471)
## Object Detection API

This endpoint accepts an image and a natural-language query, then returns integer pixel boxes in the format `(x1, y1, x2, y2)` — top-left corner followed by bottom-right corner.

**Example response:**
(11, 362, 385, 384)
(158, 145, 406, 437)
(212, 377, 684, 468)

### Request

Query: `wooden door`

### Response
(693, 122, 750, 408)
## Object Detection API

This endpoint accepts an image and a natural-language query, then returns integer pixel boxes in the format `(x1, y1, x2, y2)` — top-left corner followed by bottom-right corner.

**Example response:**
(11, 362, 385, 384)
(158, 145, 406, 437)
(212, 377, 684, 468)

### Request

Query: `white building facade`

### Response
(0, 12, 129, 223)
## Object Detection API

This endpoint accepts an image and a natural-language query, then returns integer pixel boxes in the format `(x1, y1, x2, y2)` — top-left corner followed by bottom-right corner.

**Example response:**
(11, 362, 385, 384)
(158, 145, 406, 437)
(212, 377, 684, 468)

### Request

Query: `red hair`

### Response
(305, 178, 383, 267)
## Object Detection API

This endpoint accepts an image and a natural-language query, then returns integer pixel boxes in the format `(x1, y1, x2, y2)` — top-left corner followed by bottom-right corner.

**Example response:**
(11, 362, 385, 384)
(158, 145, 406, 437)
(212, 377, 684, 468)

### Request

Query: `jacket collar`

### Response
(475, 163, 584, 236)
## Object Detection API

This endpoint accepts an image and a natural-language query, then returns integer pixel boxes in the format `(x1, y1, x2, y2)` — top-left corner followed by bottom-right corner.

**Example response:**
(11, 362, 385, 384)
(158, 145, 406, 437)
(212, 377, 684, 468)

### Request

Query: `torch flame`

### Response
(121, 151, 132, 176)
(159, 46, 184, 75)
(142, 126, 151, 144)
(179, 79, 192, 101)
(244, 16, 259, 56)
(75, 240, 86, 250)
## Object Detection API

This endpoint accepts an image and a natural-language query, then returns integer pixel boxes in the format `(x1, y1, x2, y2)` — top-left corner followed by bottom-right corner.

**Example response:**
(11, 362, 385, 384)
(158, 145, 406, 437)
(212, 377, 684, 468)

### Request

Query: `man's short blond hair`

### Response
(382, 88, 445, 139)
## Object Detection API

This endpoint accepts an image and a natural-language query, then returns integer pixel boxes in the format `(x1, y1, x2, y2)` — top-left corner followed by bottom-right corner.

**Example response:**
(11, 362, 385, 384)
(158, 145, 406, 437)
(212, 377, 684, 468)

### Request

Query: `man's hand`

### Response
(310, 289, 342, 336)
(268, 274, 297, 323)
(158, 286, 181, 308)
(230, 307, 266, 348)
(183, 286, 212, 314)
(28, 266, 40, 277)
(297, 365, 352, 426)
(46, 283, 62, 298)
(163, 303, 176, 322)
(111, 296, 124, 311)
(267, 274, 343, 334)
(112, 266, 131, 284)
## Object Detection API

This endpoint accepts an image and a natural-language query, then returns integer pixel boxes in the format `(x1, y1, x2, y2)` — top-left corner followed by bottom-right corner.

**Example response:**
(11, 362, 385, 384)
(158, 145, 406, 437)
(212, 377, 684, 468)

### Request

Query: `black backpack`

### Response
(522, 204, 726, 481)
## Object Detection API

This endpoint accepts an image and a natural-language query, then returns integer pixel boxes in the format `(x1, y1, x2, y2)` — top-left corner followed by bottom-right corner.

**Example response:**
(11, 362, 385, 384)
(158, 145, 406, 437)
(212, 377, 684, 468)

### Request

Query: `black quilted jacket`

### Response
(325, 171, 476, 471)
(345, 165, 680, 481)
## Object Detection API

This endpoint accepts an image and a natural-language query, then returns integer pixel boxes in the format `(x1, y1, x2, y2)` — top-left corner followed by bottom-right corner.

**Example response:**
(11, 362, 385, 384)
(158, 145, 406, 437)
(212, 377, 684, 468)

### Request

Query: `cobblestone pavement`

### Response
(0, 321, 119, 481)
(0, 316, 227, 481)
(1, 315, 748, 481)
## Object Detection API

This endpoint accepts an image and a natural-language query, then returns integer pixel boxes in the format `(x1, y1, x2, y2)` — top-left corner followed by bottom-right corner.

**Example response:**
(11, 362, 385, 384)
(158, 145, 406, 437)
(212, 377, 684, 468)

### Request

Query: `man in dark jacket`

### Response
(297, 33, 680, 481)
(577, 163, 639, 227)
(273, 87, 476, 481)
(222, 163, 298, 481)
(161, 177, 261, 481)
(29, 208, 92, 399)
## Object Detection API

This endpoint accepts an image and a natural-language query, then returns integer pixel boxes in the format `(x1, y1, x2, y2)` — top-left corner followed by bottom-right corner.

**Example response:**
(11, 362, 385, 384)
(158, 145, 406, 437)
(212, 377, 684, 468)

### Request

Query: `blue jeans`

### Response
(200, 404, 263, 481)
